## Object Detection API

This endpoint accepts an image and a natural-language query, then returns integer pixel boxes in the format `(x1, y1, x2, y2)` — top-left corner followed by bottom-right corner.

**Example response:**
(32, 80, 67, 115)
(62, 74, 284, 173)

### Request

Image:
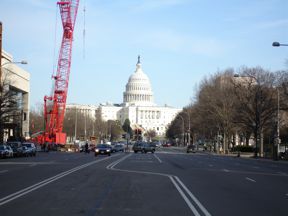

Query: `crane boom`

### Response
(42, 0, 80, 145)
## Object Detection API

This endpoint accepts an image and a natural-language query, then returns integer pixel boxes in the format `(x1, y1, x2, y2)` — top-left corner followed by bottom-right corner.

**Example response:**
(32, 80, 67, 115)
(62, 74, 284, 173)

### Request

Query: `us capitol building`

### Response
(67, 56, 181, 137)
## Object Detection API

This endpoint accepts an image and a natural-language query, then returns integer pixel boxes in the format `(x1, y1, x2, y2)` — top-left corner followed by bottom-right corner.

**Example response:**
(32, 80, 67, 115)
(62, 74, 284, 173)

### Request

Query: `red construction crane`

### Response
(38, 0, 80, 145)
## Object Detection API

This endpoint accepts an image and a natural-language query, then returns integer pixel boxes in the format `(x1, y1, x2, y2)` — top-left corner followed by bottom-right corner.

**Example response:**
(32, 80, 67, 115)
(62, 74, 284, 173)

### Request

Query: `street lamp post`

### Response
(181, 111, 191, 146)
(177, 115, 185, 146)
(272, 41, 287, 160)
(274, 88, 280, 160)
(74, 107, 77, 142)
(1, 61, 28, 87)
(272, 42, 288, 47)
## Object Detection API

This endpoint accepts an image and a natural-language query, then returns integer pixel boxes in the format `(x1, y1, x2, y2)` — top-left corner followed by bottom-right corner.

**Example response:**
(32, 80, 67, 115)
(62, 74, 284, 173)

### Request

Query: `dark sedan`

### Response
(133, 142, 144, 153)
(22, 142, 37, 156)
(186, 144, 196, 153)
(94, 144, 111, 156)
(0, 144, 14, 158)
(143, 143, 155, 153)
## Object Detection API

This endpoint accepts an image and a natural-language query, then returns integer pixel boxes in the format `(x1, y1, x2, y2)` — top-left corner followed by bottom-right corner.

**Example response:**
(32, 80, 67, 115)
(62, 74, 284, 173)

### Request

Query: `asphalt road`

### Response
(0, 148, 287, 216)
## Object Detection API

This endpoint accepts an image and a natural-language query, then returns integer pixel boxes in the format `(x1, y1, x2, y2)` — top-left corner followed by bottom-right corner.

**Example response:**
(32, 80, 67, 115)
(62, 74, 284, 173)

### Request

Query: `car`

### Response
(94, 144, 111, 156)
(143, 143, 155, 153)
(22, 142, 37, 156)
(7, 141, 23, 157)
(162, 143, 172, 147)
(132, 142, 144, 153)
(114, 144, 124, 152)
(21, 146, 31, 157)
(186, 144, 196, 153)
(0, 144, 14, 158)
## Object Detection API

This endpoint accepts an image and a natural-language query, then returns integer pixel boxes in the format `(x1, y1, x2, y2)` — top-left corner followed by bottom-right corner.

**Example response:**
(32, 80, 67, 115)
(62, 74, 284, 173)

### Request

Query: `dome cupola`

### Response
(123, 56, 154, 106)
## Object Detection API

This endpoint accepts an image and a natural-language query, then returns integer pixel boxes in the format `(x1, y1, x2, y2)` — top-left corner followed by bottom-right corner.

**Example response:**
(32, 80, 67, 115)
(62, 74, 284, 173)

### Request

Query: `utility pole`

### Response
(74, 107, 77, 142)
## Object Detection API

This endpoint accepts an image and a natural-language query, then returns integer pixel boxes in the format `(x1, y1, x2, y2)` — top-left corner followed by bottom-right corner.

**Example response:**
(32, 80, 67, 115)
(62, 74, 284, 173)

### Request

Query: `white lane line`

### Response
(0, 170, 8, 174)
(0, 155, 117, 206)
(107, 154, 211, 216)
(154, 154, 162, 163)
(278, 172, 288, 176)
(245, 177, 256, 183)
(222, 169, 229, 172)
(169, 176, 201, 216)
(174, 176, 211, 216)
(0, 162, 55, 165)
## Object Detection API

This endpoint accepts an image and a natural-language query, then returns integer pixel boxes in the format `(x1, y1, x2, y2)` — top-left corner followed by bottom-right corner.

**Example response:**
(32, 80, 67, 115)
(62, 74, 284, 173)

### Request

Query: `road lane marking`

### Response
(107, 154, 211, 216)
(0, 170, 8, 174)
(0, 155, 118, 206)
(277, 172, 288, 176)
(245, 177, 256, 183)
(0, 162, 56, 165)
(174, 176, 211, 216)
(169, 176, 201, 216)
(222, 169, 229, 172)
(154, 154, 162, 163)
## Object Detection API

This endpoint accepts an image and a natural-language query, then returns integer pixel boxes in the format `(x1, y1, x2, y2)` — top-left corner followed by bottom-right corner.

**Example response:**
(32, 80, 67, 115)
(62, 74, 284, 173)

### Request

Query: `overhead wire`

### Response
(50, 3, 59, 98)
(83, 0, 86, 59)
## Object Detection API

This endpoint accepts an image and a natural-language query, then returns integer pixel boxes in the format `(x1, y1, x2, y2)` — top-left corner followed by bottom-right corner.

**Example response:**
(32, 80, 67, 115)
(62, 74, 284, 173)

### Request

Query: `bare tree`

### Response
(29, 103, 44, 136)
(0, 74, 21, 142)
(108, 120, 123, 141)
(194, 69, 238, 153)
(145, 129, 157, 142)
(233, 67, 278, 157)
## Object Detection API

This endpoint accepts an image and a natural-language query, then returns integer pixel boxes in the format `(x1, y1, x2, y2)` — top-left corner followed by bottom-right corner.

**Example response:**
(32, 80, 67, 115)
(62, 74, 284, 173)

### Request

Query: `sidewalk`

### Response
(205, 151, 288, 163)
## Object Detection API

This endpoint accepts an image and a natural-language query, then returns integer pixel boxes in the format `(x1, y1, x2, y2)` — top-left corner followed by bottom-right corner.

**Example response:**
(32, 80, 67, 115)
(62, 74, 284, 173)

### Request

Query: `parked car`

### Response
(22, 142, 37, 156)
(7, 141, 23, 157)
(162, 143, 172, 147)
(143, 143, 155, 153)
(94, 144, 111, 156)
(133, 142, 144, 153)
(21, 146, 31, 157)
(0, 144, 14, 158)
(186, 144, 196, 153)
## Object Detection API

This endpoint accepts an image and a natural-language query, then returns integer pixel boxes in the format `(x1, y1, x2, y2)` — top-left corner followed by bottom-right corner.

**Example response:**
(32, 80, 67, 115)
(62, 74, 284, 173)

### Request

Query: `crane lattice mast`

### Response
(43, 0, 80, 144)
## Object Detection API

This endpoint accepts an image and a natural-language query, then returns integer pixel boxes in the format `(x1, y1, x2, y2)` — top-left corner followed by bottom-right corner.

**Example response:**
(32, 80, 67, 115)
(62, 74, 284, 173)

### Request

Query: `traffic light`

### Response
(134, 129, 142, 140)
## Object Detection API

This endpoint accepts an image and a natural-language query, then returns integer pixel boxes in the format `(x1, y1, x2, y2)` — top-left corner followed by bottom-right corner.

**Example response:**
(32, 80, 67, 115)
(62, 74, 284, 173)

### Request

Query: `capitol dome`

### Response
(123, 56, 154, 106)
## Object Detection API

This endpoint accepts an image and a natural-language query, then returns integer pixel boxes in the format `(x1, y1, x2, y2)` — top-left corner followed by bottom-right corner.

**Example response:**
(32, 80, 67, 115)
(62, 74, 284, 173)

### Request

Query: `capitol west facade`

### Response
(67, 57, 181, 137)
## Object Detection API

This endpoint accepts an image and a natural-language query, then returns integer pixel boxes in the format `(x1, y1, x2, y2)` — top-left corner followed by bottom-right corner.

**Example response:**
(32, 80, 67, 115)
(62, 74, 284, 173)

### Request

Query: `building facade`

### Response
(67, 56, 181, 138)
(1, 50, 30, 141)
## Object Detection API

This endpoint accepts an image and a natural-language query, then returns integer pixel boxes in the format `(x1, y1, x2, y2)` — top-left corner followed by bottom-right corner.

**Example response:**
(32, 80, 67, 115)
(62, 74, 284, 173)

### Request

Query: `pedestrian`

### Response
(85, 142, 89, 153)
